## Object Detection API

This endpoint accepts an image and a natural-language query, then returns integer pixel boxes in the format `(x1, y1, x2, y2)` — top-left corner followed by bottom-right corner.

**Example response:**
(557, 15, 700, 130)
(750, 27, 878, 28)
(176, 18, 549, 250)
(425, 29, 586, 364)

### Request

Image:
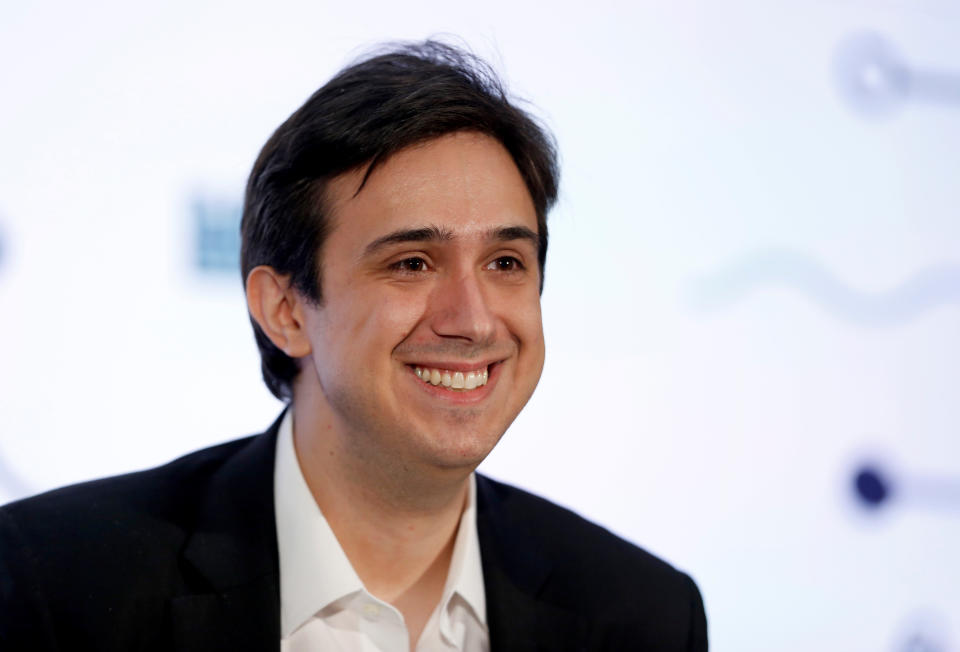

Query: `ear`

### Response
(246, 266, 313, 358)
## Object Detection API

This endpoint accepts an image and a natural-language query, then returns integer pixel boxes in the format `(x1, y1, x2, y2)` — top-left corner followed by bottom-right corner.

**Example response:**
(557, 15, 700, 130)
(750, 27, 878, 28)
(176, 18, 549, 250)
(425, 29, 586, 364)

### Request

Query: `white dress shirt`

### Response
(274, 410, 489, 652)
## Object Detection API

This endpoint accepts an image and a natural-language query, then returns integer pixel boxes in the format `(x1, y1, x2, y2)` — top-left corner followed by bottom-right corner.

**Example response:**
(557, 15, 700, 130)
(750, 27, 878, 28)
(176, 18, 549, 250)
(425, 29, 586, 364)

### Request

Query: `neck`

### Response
(290, 396, 470, 602)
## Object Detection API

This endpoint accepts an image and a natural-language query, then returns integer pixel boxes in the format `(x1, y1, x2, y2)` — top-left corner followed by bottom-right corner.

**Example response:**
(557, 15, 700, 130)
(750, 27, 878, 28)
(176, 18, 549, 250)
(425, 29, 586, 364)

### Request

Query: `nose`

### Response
(428, 269, 497, 344)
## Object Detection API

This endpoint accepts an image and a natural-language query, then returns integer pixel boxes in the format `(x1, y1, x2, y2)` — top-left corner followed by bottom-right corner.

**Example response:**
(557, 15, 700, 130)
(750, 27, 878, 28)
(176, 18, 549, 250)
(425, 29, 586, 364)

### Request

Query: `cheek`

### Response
(502, 292, 545, 372)
(351, 292, 429, 353)
(509, 289, 544, 343)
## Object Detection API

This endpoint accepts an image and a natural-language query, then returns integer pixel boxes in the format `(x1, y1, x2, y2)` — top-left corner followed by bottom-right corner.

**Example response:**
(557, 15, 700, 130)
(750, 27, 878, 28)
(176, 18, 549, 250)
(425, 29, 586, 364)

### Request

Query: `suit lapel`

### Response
(172, 414, 284, 652)
(476, 475, 589, 651)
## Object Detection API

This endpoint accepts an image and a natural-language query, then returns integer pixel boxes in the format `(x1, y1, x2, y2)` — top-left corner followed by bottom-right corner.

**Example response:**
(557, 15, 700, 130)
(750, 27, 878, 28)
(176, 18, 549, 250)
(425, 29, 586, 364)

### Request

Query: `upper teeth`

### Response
(414, 366, 489, 390)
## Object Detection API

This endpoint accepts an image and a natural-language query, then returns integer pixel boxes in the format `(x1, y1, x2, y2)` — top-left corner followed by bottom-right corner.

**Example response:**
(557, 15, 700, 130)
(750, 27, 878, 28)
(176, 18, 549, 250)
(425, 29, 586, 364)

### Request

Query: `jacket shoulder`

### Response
(476, 474, 707, 650)
(1, 434, 258, 546)
(477, 473, 688, 579)
(0, 434, 264, 648)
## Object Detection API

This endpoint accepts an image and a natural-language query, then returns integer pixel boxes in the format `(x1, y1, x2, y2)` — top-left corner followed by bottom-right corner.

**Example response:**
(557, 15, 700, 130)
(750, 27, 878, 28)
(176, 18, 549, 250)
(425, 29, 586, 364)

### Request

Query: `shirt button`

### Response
(362, 602, 381, 618)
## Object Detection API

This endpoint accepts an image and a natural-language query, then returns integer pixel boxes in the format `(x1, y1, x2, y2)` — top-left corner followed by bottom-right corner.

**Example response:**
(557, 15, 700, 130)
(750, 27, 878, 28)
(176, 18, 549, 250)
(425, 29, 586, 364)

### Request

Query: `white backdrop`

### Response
(2, 1, 958, 649)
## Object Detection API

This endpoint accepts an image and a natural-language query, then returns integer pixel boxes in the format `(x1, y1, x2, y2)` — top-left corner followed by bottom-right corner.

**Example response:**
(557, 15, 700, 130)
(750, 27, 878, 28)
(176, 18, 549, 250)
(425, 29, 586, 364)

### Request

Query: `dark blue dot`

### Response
(854, 466, 890, 507)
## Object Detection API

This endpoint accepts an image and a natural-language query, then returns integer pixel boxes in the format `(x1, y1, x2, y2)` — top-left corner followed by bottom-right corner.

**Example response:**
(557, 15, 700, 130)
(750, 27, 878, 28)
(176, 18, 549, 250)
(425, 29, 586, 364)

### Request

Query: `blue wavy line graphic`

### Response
(834, 31, 960, 118)
(687, 249, 960, 327)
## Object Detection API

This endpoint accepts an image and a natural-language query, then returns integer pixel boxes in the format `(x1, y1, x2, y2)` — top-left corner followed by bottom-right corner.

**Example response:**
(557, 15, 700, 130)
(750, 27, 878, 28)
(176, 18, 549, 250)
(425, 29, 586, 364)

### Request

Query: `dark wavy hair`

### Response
(240, 40, 560, 401)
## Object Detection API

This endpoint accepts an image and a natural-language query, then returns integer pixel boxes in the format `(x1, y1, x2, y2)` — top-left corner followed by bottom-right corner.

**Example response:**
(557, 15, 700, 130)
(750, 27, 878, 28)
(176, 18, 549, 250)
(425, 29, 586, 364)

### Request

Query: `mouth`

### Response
(411, 364, 492, 392)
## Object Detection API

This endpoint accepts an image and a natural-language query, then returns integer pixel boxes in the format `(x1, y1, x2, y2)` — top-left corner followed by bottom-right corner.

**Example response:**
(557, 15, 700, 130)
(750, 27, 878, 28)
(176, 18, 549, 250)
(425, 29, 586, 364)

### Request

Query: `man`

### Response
(0, 42, 707, 650)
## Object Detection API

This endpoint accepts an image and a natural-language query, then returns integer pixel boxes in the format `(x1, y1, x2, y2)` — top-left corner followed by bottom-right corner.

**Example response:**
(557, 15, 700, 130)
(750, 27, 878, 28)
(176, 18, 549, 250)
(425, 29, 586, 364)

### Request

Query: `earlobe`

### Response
(245, 266, 313, 358)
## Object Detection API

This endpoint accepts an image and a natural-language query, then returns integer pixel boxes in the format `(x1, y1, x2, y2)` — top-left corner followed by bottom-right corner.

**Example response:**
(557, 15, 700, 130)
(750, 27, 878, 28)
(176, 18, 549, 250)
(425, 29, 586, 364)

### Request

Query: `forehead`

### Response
(323, 132, 538, 247)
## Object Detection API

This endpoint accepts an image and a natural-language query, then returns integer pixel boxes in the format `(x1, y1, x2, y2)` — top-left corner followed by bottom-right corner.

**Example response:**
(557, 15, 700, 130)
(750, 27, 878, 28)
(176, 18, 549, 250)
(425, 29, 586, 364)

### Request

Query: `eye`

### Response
(391, 257, 430, 273)
(486, 256, 525, 272)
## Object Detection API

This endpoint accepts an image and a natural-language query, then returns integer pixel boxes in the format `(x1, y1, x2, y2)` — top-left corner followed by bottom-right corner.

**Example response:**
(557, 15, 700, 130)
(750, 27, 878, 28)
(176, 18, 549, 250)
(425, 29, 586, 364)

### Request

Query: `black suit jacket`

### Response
(0, 415, 707, 651)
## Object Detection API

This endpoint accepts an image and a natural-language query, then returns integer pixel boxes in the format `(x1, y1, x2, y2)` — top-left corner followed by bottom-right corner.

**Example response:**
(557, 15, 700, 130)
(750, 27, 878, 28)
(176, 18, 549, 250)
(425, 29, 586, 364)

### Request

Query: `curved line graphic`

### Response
(688, 249, 960, 327)
(851, 462, 960, 513)
(834, 31, 960, 118)
(0, 221, 6, 272)
(0, 446, 33, 501)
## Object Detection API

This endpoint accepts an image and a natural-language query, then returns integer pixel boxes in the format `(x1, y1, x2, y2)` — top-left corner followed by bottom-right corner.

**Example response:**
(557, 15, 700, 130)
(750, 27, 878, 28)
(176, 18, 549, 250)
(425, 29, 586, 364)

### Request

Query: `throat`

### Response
(369, 528, 456, 645)
(337, 489, 464, 651)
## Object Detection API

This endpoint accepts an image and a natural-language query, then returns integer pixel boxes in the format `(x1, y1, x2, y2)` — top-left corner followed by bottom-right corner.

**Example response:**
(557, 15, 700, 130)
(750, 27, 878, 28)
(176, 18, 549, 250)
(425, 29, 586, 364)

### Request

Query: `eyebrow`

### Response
(494, 225, 539, 247)
(362, 224, 539, 257)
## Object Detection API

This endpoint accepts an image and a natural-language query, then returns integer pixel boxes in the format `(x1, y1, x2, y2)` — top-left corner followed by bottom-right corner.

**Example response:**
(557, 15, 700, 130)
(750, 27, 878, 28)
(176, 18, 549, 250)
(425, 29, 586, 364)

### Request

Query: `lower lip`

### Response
(407, 363, 500, 404)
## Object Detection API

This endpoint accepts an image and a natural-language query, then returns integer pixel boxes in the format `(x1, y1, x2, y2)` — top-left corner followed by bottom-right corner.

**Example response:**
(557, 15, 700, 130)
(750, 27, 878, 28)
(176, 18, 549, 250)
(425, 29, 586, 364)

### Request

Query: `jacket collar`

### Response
(475, 474, 589, 651)
(172, 412, 285, 652)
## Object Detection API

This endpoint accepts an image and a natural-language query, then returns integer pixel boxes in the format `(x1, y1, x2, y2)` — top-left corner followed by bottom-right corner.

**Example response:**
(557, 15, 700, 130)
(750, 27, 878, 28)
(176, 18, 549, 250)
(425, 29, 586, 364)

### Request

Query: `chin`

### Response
(415, 423, 505, 471)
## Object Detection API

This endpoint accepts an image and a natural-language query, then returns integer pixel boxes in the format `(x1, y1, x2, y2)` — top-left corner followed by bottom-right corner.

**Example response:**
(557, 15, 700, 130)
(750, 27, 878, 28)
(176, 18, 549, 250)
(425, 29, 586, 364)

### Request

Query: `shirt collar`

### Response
(273, 409, 487, 637)
(274, 409, 363, 636)
(442, 470, 487, 627)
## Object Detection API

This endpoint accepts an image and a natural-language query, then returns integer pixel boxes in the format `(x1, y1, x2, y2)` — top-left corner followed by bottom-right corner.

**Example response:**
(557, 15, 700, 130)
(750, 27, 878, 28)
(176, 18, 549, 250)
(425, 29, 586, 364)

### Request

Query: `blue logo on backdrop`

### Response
(192, 197, 242, 274)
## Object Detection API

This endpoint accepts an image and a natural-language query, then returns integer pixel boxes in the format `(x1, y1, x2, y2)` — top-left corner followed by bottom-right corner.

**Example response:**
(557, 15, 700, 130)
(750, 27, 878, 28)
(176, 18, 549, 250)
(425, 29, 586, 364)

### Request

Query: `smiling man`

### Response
(0, 43, 707, 651)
